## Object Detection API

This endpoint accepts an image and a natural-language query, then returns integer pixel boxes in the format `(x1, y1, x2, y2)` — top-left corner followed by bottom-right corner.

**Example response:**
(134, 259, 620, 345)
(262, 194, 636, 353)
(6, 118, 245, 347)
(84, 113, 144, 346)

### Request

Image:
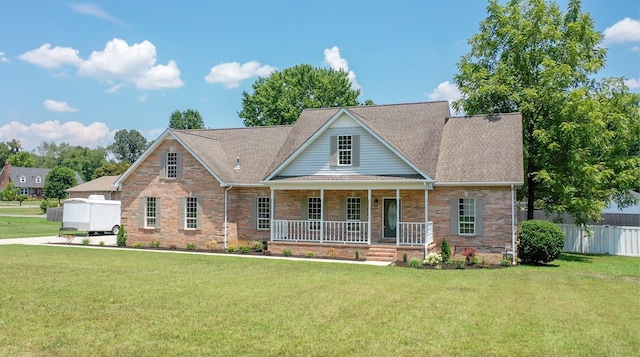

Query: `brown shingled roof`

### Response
(436, 113, 524, 184)
(266, 101, 451, 179)
(67, 175, 119, 192)
(172, 125, 293, 185)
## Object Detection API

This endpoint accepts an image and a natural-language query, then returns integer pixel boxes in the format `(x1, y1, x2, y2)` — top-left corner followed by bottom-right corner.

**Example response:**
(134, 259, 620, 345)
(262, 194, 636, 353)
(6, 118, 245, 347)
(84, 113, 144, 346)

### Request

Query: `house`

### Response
(0, 163, 84, 198)
(114, 101, 523, 261)
(66, 175, 120, 200)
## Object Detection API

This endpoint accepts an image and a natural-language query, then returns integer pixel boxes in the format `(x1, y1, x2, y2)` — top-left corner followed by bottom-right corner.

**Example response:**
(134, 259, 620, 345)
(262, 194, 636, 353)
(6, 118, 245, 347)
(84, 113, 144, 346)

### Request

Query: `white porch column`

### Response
(396, 188, 400, 246)
(367, 189, 372, 245)
(270, 188, 274, 242)
(320, 189, 324, 244)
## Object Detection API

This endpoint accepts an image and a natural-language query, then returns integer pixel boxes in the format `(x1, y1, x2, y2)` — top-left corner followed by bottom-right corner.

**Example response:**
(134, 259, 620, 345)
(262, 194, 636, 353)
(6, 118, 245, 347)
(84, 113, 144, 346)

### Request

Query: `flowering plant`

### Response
(423, 253, 443, 267)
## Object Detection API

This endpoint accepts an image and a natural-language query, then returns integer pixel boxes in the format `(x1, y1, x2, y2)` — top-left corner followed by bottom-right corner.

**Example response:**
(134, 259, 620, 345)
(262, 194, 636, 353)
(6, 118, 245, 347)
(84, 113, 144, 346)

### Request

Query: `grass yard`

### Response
(0, 206, 44, 215)
(0, 246, 638, 356)
(0, 216, 61, 239)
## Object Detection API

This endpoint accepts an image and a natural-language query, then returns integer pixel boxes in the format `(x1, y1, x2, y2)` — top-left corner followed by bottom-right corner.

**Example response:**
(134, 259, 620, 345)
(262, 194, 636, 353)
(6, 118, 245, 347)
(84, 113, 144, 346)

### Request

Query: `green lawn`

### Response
(0, 216, 61, 238)
(0, 206, 44, 215)
(0, 246, 638, 356)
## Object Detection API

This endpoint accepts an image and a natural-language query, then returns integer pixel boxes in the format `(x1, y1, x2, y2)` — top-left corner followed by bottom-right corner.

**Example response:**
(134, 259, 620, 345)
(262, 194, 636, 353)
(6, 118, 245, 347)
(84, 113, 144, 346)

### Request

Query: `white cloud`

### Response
(18, 43, 83, 68)
(604, 18, 640, 44)
(323, 46, 361, 91)
(205, 61, 276, 88)
(69, 2, 127, 26)
(44, 99, 78, 112)
(0, 51, 9, 63)
(0, 120, 114, 151)
(138, 94, 148, 102)
(624, 78, 640, 89)
(428, 81, 463, 114)
(631, 46, 640, 52)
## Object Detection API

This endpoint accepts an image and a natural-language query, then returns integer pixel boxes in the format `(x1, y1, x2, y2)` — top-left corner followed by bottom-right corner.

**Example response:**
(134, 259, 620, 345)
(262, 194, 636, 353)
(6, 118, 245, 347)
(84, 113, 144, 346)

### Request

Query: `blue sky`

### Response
(1, 0, 638, 151)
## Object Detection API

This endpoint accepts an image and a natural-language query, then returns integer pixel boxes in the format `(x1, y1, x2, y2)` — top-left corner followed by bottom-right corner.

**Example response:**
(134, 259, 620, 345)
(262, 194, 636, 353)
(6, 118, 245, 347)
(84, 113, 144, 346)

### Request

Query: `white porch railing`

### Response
(398, 221, 433, 246)
(272, 220, 433, 245)
(324, 221, 368, 243)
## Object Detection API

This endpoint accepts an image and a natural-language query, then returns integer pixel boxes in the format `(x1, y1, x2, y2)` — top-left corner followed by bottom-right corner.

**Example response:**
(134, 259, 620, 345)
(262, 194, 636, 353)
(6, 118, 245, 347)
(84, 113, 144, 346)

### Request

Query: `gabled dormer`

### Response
(35, 176, 42, 184)
(19, 175, 26, 183)
(266, 108, 429, 179)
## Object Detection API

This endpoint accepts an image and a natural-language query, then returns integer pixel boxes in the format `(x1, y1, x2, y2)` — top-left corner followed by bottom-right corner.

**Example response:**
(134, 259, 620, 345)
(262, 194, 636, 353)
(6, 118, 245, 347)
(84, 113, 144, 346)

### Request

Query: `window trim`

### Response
(337, 135, 352, 166)
(19, 188, 29, 195)
(346, 197, 361, 232)
(308, 197, 322, 231)
(166, 152, 178, 178)
(458, 197, 476, 236)
(145, 197, 158, 229)
(35, 176, 41, 184)
(257, 197, 270, 230)
(185, 197, 198, 229)
(19, 175, 26, 183)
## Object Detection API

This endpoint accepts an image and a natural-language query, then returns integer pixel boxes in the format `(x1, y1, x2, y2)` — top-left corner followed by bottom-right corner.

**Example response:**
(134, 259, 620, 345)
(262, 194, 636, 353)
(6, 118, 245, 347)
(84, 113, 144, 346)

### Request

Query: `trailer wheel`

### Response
(111, 225, 120, 235)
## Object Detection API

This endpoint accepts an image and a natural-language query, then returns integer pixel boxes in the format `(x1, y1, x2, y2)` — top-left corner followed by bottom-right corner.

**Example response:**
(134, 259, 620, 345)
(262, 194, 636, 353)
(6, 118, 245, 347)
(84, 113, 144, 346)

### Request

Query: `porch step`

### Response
(366, 247, 397, 262)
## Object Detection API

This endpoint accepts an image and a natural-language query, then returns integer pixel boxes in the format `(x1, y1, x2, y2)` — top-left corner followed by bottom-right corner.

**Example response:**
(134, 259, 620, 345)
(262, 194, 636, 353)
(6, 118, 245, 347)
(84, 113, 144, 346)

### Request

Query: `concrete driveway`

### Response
(0, 235, 117, 245)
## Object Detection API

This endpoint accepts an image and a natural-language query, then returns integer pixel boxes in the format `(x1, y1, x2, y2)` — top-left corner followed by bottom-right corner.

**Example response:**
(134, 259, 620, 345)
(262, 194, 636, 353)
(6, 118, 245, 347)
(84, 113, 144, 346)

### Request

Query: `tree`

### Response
(7, 139, 21, 153)
(107, 130, 149, 164)
(453, 0, 640, 225)
(43, 167, 78, 202)
(0, 142, 10, 166)
(169, 109, 205, 130)
(93, 162, 130, 179)
(34, 141, 72, 168)
(239, 64, 361, 126)
(60, 146, 108, 182)
(7, 151, 35, 167)
(1, 182, 17, 201)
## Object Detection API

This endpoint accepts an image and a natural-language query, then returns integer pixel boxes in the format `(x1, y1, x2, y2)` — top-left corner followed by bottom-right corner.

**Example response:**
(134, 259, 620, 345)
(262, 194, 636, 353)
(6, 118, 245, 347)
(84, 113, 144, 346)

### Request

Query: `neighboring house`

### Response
(115, 101, 523, 260)
(0, 163, 84, 198)
(66, 175, 121, 200)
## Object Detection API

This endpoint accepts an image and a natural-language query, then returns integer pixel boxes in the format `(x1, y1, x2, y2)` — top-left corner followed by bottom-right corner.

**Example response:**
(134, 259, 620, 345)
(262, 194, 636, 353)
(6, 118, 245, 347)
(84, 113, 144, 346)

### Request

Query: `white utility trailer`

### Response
(62, 195, 121, 235)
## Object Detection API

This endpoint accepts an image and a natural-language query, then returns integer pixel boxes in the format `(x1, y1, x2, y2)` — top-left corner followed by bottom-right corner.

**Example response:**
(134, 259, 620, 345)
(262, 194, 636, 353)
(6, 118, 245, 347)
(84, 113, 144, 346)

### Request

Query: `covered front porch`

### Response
(267, 180, 434, 249)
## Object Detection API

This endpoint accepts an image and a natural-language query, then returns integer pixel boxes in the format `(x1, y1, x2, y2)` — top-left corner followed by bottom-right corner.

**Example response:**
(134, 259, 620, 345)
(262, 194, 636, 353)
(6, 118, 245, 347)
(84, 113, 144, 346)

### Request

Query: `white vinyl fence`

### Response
(558, 224, 640, 257)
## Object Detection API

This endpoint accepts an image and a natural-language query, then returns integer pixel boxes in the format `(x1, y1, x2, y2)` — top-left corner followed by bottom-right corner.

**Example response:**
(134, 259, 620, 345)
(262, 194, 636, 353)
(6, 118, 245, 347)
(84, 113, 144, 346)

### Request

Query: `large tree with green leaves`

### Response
(239, 64, 361, 126)
(453, 0, 640, 224)
(43, 167, 78, 202)
(60, 146, 108, 182)
(169, 109, 205, 130)
(7, 151, 35, 167)
(92, 162, 130, 179)
(107, 130, 149, 164)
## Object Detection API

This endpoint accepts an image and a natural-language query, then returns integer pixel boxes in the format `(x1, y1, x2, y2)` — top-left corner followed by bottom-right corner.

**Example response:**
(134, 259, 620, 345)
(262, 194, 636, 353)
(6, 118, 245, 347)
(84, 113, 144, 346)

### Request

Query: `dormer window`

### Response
(35, 176, 41, 184)
(19, 175, 26, 183)
(338, 135, 352, 165)
(330, 135, 360, 167)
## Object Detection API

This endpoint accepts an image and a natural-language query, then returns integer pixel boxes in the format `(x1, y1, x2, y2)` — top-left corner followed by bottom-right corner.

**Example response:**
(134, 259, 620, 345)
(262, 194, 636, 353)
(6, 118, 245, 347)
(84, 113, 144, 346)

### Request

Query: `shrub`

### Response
(205, 239, 218, 250)
(250, 240, 263, 252)
(282, 249, 293, 257)
(82, 238, 90, 246)
(99, 241, 105, 246)
(518, 220, 566, 264)
(226, 246, 237, 253)
(402, 252, 408, 263)
(462, 247, 477, 265)
(149, 240, 161, 248)
(116, 225, 127, 247)
(305, 251, 315, 258)
(186, 243, 196, 251)
(40, 200, 59, 214)
(454, 258, 466, 269)
(440, 238, 452, 263)
(423, 253, 443, 267)
(355, 248, 359, 260)
(409, 257, 421, 269)
(238, 245, 250, 253)
(133, 242, 142, 248)
(501, 257, 512, 266)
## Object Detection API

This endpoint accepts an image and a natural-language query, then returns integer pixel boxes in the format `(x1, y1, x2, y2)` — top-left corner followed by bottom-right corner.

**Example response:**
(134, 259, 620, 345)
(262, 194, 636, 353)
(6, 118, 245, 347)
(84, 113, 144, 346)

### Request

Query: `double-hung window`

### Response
(35, 176, 41, 184)
(458, 198, 476, 235)
(19, 175, 26, 183)
(346, 197, 361, 232)
(146, 197, 158, 228)
(19, 188, 29, 195)
(257, 197, 270, 230)
(185, 197, 198, 229)
(308, 197, 322, 231)
(338, 135, 352, 165)
(166, 152, 178, 178)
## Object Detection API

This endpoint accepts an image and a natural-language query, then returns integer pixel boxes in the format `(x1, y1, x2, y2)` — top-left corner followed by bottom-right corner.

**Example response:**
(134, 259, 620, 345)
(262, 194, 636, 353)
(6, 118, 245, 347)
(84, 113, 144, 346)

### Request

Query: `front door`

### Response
(383, 199, 400, 238)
